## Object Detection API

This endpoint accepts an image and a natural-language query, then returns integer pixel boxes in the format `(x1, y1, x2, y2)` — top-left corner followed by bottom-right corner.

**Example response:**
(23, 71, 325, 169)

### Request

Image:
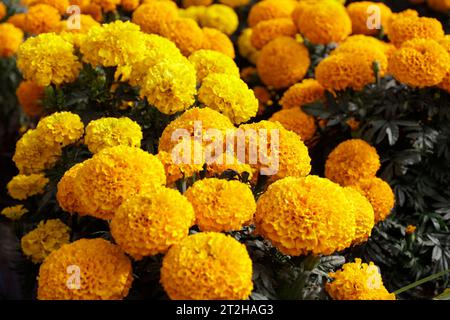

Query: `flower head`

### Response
(161, 18, 206, 56)
(269, 108, 317, 141)
(131, 2, 178, 35)
(7, 174, 49, 200)
(280, 78, 325, 109)
(343, 187, 375, 245)
(188, 49, 239, 83)
(0, 23, 24, 57)
(247, 0, 296, 27)
(251, 18, 297, 50)
(237, 28, 259, 64)
(1, 205, 28, 220)
(24, 4, 61, 35)
(346, 1, 392, 36)
(56, 163, 84, 213)
(36, 111, 84, 147)
(388, 14, 444, 47)
(199, 4, 238, 36)
(16, 80, 44, 117)
(202, 27, 235, 58)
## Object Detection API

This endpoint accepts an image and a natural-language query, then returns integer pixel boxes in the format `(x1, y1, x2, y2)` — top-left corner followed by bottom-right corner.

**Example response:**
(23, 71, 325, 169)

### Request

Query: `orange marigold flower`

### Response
(56, 163, 84, 213)
(202, 27, 235, 58)
(335, 34, 395, 56)
(132, 2, 178, 35)
(405, 224, 417, 234)
(28, 0, 70, 14)
(0, 23, 23, 57)
(346, 1, 392, 36)
(7, 13, 27, 30)
(257, 36, 310, 89)
(388, 14, 444, 47)
(80, 3, 102, 21)
(121, 0, 139, 11)
(280, 78, 325, 109)
(251, 18, 297, 50)
(428, 0, 450, 12)
(16, 80, 44, 117)
(24, 4, 61, 35)
(269, 108, 316, 142)
(161, 18, 206, 56)
(91, 0, 120, 12)
(248, 0, 296, 27)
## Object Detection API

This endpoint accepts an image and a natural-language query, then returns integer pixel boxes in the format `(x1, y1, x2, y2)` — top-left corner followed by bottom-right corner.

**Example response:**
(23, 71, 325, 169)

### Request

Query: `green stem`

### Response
(393, 269, 450, 295)
(289, 255, 321, 300)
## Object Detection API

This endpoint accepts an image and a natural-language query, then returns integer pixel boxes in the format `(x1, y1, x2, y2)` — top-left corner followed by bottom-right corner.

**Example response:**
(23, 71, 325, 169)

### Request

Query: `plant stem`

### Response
(393, 269, 450, 295)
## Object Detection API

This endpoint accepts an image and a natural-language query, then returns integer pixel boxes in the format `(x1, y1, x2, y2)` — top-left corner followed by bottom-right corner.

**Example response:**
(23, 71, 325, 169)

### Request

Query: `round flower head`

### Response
(56, 163, 84, 213)
(388, 38, 450, 88)
(131, 2, 178, 35)
(280, 79, 325, 109)
(81, 3, 103, 22)
(269, 108, 316, 142)
(199, 4, 238, 36)
(158, 107, 235, 152)
(185, 178, 255, 232)
(7, 174, 49, 200)
(37, 238, 133, 300)
(111, 188, 195, 260)
(36, 112, 84, 147)
(325, 139, 380, 186)
(346, 1, 392, 36)
(293, 0, 351, 44)
(91, 0, 121, 12)
(202, 27, 235, 58)
(74, 146, 166, 219)
(251, 18, 297, 50)
(428, 0, 450, 12)
(388, 14, 444, 47)
(247, 0, 296, 27)
(24, 4, 61, 35)
(16, 80, 44, 117)
(334, 34, 394, 56)
(161, 18, 206, 56)
(237, 28, 259, 64)
(28, 0, 70, 14)
(353, 177, 395, 224)
(198, 73, 258, 124)
(141, 57, 197, 115)
(1, 205, 28, 220)
(21, 219, 70, 263)
(257, 37, 310, 89)
(0, 23, 23, 57)
(188, 49, 239, 83)
(160, 232, 253, 300)
(182, 0, 212, 7)
(343, 186, 375, 245)
(7, 13, 27, 30)
(13, 129, 62, 174)
(84, 117, 142, 153)
(121, 0, 139, 11)
(255, 176, 356, 255)
(17, 33, 81, 86)
(326, 259, 396, 300)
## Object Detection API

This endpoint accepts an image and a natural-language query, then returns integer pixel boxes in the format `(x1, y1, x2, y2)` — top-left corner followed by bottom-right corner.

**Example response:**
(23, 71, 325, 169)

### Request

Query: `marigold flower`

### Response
(21, 219, 70, 263)
(293, 0, 351, 44)
(1, 205, 28, 220)
(91, 0, 120, 12)
(237, 28, 259, 64)
(24, 4, 61, 35)
(56, 163, 84, 213)
(325, 139, 380, 186)
(257, 36, 310, 89)
(111, 188, 195, 260)
(327, 259, 395, 300)
(36, 111, 84, 147)
(179, 5, 206, 22)
(405, 224, 417, 234)
(428, 0, 450, 12)
(255, 176, 356, 255)
(0, 1, 6, 20)
(131, 2, 178, 35)
(346, 1, 392, 36)
(247, 0, 296, 27)
(7, 13, 27, 30)
(199, 4, 238, 35)
(16, 80, 44, 117)
(74, 146, 166, 219)
(353, 177, 395, 224)
(185, 178, 255, 232)
(121, 0, 139, 11)
(0, 23, 23, 57)
(28, 0, 70, 14)
(251, 18, 297, 50)
(388, 38, 450, 88)
(335, 34, 394, 56)
(80, 3, 102, 22)
(202, 27, 235, 58)
(160, 232, 253, 300)
(388, 14, 444, 47)
(280, 78, 325, 109)
(198, 73, 258, 124)
(269, 108, 316, 141)
(7, 174, 49, 200)
(189, 49, 239, 83)
(219, 0, 249, 7)
(37, 238, 133, 300)
(161, 18, 206, 56)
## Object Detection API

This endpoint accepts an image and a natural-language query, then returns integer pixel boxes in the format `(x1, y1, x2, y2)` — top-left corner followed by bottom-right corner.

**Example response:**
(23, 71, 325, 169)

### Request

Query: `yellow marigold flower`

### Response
(251, 18, 297, 50)
(0, 1, 6, 20)
(293, 0, 351, 44)
(59, 14, 99, 33)
(140, 57, 197, 115)
(179, 5, 206, 22)
(131, 2, 178, 35)
(74, 146, 166, 219)
(182, 0, 212, 7)
(335, 34, 394, 56)
(202, 27, 235, 58)
(7, 13, 27, 30)
(80, 3, 102, 22)
(346, 1, 392, 36)
(185, 178, 255, 232)
(24, 4, 61, 35)
(199, 4, 238, 36)
(0, 23, 23, 57)
(255, 176, 356, 255)
(84, 117, 142, 153)
(326, 259, 396, 300)
(428, 0, 450, 12)
(161, 18, 206, 56)
(91, 0, 120, 12)
(17, 33, 81, 86)
(237, 28, 259, 64)
(1, 205, 28, 220)
(188, 49, 239, 83)
(13, 129, 62, 174)
(56, 163, 84, 213)
(7, 174, 49, 200)
(388, 38, 450, 88)
(257, 36, 310, 89)
(247, 0, 296, 27)
(111, 188, 195, 260)
(388, 14, 444, 47)
(406, 224, 416, 234)
(158, 107, 235, 152)
(16, 80, 44, 117)
(343, 186, 375, 245)
(219, 0, 249, 8)
(28, 0, 70, 14)
(280, 78, 325, 109)
(37, 238, 133, 300)
(21, 219, 70, 263)
(325, 139, 380, 186)
(269, 108, 316, 141)
(160, 232, 253, 300)
(353, 177, 395, 224)
(198, 73, 258, 124)
(121, 0, 139, 11)
(36, 111, 84, 147)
